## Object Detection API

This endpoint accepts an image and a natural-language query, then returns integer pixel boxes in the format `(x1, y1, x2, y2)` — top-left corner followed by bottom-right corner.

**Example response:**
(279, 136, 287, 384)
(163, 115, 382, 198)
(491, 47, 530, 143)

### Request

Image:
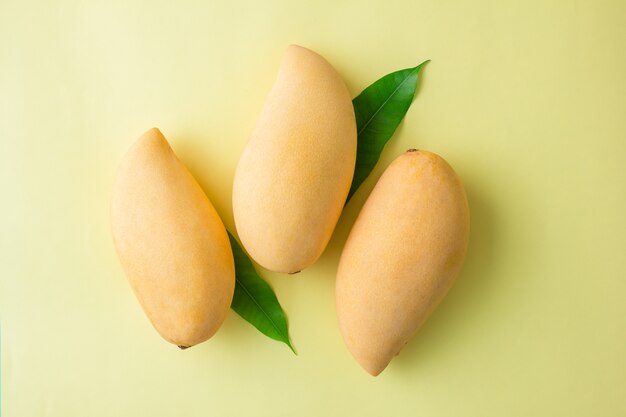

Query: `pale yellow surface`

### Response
(1, 0, 625, 416)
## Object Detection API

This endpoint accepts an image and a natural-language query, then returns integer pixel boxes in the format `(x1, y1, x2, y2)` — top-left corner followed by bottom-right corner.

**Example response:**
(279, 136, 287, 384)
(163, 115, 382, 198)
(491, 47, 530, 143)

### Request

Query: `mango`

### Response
(336, 149, 470, 375)
(233, 45, 356, 273)
(111, 128, 235, 348)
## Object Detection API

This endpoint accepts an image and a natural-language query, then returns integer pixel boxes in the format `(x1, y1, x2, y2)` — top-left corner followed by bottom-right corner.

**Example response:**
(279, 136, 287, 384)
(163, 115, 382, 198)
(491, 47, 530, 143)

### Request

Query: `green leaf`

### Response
(347, 60, 429, 202)
(228, 232, 296, 354)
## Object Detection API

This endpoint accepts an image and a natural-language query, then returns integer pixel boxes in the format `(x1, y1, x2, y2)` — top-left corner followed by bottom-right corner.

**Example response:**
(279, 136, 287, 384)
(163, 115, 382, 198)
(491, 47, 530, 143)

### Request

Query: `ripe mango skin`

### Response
(336, 150, 470, 376)
(233, 45, 357, 273)
(111, 128, 235, 348)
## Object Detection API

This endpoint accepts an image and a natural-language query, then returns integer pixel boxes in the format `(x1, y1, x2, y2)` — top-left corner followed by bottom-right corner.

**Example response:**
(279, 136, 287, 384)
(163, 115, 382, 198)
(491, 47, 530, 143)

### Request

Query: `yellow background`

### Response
(2, 0, 626, 415)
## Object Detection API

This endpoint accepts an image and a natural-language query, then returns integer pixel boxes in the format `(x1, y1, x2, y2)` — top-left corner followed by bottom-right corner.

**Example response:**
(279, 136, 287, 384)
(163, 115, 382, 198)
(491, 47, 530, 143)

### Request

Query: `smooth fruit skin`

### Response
(233, 45, 357, 273)
(111, 128, 235, 348)
(336, 150, 470, 376)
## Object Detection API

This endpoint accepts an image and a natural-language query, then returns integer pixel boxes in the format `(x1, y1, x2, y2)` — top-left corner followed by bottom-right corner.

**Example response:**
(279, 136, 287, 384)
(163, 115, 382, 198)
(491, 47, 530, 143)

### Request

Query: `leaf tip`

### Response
(284, 338, 297, 355)
(415, 59, 430, 71)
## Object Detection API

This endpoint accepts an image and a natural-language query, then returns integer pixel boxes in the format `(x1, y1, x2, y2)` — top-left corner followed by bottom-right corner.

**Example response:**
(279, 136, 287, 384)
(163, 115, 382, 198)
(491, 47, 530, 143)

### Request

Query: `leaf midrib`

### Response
(235, 277, 286, 342)
(356, 66, 419, 137)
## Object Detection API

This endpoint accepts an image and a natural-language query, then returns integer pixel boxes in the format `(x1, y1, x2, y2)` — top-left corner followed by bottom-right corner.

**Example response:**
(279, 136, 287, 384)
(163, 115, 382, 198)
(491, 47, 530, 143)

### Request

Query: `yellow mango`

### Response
(336, 149, 470, 375)
(111, 128, 235, 348)
(233, 45, 356, 273)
